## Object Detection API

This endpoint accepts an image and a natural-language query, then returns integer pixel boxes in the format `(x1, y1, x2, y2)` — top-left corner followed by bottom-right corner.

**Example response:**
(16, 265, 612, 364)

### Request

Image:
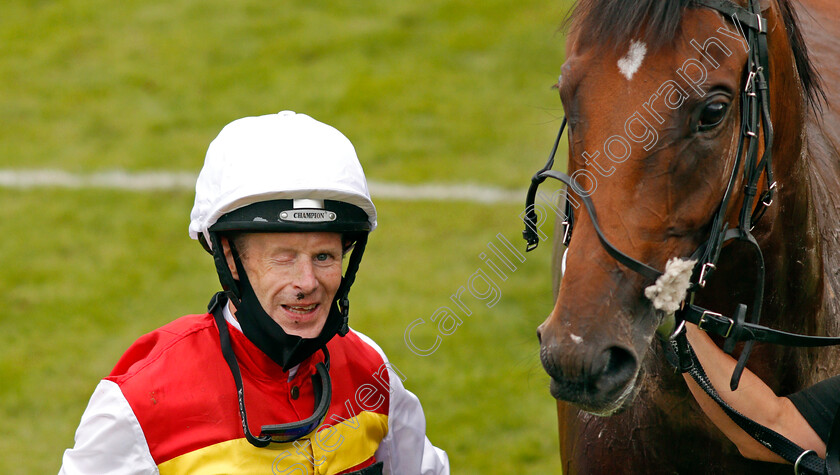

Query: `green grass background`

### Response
(1, 0, 573, 472)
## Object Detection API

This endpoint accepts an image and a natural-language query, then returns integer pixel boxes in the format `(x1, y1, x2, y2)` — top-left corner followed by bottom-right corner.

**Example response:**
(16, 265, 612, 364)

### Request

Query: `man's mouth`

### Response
(283, 303, 318, 314)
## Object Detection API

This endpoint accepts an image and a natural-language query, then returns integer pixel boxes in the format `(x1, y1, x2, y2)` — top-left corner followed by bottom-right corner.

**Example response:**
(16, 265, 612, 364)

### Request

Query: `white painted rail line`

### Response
(0, 169, 523, 204)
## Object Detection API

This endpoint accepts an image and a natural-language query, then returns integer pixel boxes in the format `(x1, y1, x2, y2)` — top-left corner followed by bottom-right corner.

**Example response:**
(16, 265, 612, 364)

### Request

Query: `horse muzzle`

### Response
(538, 321, 642, 415)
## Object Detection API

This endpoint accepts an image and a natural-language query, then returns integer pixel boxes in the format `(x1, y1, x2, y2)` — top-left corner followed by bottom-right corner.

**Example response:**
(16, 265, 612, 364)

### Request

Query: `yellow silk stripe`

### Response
(157, 411, 388, 475)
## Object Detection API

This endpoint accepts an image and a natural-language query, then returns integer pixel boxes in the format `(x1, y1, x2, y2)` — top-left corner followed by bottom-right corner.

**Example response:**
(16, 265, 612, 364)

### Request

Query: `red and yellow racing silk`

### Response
(60, 310, 448, 474)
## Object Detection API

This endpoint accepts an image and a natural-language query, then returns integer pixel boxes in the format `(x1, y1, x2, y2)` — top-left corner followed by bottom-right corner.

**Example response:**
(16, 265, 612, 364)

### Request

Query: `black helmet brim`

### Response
(209, 199, 371, 235)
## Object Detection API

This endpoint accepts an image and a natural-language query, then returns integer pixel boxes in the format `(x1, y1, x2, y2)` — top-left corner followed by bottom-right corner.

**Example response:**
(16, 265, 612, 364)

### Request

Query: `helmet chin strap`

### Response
(208, 233, 365, 371)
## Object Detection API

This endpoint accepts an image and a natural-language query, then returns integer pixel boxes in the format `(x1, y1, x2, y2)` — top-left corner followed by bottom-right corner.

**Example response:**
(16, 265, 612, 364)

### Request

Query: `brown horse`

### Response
(533, 0, 840, 473)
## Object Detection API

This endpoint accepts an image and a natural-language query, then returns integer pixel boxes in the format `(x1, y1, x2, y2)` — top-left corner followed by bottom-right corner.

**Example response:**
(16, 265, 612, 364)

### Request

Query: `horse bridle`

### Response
(525, 0, 777, 373)
(523, 1, 840, 472)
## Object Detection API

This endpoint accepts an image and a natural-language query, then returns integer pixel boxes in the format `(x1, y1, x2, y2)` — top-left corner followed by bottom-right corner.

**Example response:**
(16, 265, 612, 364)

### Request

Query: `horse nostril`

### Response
(536, 322, 547, 344)
(594, 345, 637, 394)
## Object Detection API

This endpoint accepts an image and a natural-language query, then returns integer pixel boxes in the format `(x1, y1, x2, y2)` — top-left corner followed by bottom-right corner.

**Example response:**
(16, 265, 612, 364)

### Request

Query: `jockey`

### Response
(60, 111, 450, 474)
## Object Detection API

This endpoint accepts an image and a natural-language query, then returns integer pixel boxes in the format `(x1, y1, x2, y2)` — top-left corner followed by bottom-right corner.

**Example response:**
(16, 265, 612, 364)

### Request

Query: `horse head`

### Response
(531, 0, 822, 416)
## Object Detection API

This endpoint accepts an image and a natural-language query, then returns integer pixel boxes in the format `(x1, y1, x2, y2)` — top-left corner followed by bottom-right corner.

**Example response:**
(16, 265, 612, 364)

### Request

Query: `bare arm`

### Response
(682, 323, 825, 462)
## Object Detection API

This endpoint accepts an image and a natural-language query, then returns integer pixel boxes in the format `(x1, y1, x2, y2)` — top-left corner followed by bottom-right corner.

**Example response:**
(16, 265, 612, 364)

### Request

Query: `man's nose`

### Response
(293, 259, 319, 295)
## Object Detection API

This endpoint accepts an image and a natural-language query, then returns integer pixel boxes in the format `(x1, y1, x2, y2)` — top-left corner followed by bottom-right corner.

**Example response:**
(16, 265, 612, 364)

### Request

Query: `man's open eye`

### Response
(315, 253, 333, 262)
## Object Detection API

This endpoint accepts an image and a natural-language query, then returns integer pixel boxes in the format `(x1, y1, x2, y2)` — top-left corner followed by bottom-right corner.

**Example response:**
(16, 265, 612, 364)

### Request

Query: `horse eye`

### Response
(697, 100, 729, 131)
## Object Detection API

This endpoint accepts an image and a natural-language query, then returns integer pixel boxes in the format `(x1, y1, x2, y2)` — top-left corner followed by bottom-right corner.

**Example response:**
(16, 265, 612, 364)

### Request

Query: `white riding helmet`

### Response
(189, 110, 377, 249)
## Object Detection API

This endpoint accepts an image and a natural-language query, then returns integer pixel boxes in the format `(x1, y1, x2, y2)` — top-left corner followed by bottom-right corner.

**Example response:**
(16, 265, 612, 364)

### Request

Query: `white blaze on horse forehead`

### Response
(617, 40, 647, 81)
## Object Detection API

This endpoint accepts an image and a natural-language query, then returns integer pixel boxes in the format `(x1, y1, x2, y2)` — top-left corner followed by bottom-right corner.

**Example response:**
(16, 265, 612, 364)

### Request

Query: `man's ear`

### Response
(221, 236, 240, 280)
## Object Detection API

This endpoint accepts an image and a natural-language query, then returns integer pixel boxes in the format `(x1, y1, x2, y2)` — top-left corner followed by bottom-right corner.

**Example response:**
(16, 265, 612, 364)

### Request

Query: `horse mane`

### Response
(564, 0, 827, 110)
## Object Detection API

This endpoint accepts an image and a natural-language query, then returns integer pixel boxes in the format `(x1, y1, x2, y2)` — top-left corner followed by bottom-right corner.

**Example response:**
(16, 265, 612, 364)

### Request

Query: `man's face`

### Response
(225, 232, 344, 339)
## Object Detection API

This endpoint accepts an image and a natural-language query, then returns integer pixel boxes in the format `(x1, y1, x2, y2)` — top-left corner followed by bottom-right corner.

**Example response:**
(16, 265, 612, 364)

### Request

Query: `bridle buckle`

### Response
(698, 262, 716, 288)
(561, 220, 572, 246)
(744, 70, 756, 93)
(762, 181, 777, 206)
(698, 310, 734, 338)
(525, 239, 539, 253)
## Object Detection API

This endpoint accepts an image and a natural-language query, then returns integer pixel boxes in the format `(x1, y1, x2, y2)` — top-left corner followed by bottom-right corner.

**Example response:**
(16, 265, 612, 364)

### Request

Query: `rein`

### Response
(523, 0, 840, 472)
